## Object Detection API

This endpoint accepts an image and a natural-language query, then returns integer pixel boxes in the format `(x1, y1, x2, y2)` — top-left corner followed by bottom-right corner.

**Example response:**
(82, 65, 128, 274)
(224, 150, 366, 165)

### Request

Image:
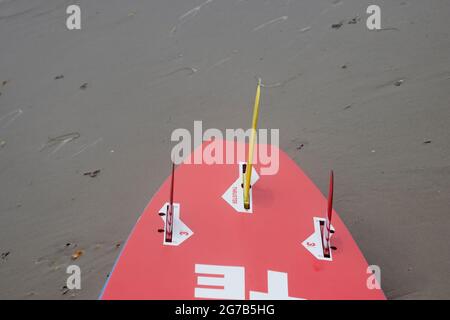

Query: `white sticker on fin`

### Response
(222, 162, 260, 213)
(159, 202, 193, 246)
(302, 217, 335, 261)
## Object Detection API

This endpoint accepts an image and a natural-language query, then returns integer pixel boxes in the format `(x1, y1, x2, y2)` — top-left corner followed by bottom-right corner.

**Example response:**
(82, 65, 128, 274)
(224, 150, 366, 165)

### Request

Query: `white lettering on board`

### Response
(194, 264, 304, 300)
(249, 270, 303, 300)
(194, 264, 245, 299)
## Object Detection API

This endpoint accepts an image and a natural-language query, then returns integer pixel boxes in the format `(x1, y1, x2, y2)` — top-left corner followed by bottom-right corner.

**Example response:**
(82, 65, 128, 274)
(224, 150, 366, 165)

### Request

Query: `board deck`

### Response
(100, 140, 386, 300)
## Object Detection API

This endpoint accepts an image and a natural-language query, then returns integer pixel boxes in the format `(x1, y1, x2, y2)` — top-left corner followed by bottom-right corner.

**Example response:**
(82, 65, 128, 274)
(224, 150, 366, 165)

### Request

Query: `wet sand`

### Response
(0, 0, 449, 299)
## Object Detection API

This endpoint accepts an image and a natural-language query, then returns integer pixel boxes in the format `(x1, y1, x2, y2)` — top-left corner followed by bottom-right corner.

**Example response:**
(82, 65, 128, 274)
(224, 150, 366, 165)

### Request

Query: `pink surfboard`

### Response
(100, 140, 385, 300)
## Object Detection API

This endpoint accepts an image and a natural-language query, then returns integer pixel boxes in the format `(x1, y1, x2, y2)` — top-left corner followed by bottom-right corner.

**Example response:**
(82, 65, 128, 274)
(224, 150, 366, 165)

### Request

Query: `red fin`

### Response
(322, 170, 334, 256)
(327, 170, 334, 223)
(165, 162, 175, 243)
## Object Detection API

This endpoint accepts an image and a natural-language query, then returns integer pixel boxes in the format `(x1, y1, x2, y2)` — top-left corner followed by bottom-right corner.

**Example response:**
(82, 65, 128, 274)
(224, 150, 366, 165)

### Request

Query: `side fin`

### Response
(322, 170, 334, 257)
(165, 162, 175, 243)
